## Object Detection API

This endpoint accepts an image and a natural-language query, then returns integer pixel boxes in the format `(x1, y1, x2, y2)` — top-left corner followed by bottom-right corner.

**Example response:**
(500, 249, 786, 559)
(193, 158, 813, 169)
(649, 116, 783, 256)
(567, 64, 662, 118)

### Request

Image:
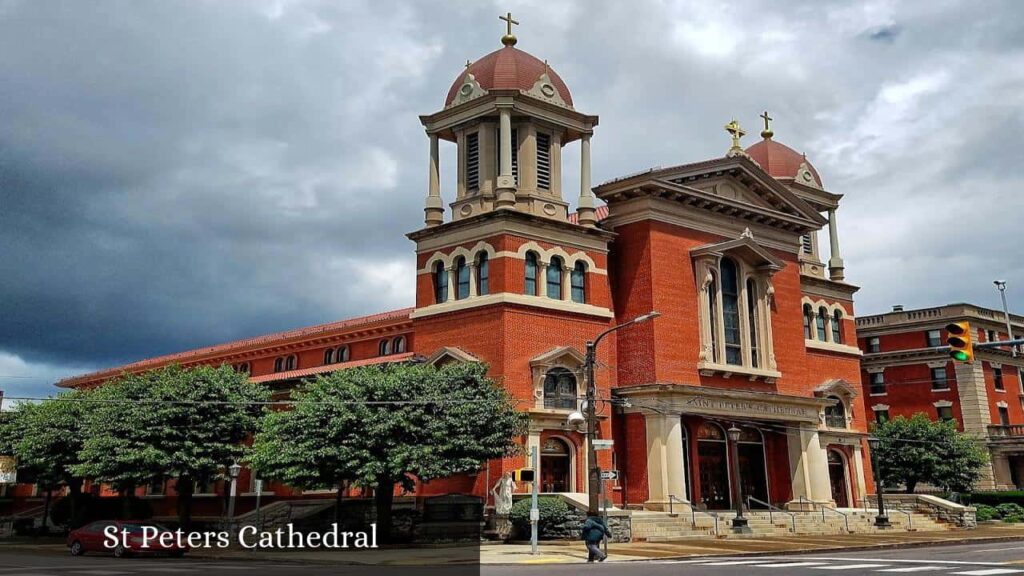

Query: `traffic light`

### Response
(946, 321, 975, 364)
(513, 468, 535, 483)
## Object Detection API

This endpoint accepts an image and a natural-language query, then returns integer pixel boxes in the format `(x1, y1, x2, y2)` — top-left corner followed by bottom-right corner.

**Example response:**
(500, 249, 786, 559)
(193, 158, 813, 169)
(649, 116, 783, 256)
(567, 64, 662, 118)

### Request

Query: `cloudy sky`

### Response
(2, 0, 1022, 399)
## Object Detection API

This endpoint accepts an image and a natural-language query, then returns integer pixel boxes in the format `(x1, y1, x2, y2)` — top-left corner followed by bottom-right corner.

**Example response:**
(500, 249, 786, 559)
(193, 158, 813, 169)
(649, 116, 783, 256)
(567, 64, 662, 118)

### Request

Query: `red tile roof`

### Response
(446, 46, 572, 107)
(58, 307, 414, 387)
(567, 205, 609, 225)
(745, 137, 822, 185)
(249, 352, 417, 385)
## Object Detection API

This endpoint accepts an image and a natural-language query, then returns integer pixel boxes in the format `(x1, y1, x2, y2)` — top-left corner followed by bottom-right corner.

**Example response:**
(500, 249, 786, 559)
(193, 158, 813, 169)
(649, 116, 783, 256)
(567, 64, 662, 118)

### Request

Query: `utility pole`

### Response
(995, 281, 1017, 358)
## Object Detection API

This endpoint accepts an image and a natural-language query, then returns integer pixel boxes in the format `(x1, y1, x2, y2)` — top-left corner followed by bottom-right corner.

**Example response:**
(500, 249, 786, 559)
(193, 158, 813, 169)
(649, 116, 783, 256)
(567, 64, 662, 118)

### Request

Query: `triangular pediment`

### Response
(691, 233, 785, 272)
(814, 378, 859, 399)
(425, 346, 480, 367)
(530, 346, 585, 368)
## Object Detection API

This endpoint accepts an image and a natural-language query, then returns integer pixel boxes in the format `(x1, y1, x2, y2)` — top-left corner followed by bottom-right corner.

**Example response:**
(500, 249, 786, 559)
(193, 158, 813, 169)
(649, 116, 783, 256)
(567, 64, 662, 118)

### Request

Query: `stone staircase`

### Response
(633, 507, 953, 541)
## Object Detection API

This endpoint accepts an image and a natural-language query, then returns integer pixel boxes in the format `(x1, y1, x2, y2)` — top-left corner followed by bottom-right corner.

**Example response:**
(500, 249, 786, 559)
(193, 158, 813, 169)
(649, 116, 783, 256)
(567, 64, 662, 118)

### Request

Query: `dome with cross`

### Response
(744, 112, 822, 187)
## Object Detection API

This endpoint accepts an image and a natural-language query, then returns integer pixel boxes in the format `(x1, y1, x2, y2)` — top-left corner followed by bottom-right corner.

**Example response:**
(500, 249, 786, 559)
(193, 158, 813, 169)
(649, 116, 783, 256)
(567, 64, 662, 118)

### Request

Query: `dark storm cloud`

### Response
(2, 0, 1023, 398)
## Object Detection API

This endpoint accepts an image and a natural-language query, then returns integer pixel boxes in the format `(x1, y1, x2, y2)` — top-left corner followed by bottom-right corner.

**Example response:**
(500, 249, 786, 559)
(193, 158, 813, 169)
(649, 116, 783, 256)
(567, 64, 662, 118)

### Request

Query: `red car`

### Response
(67, 520, 188, 557)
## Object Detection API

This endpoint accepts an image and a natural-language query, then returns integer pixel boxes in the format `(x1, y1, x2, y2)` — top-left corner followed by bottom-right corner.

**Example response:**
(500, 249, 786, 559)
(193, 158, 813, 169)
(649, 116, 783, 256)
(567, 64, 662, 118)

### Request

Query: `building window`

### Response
(816, 307, 828, 341)
(536, 132, 551, 190)
(571, 261, 586, 303)
(868, 337, 880, 353)
(525, 251, 539, 296)
(234, 362, 250, 374)
(832, 310, 843, 344)
(547, 256, 564, 300)
(988, 329, 997, 343)
(937, 405, 955, 422)
(995, 367, 1005, 391)
(337, 346, 350, 363)
(455, 256, 470, 300)
(708, 272, 719, 361)
(721, 258, 742, 366)
(466, 132, 479, 191)
(379, 339, 391, 356)
(803, 304, 813, 339)
(824, 395, 847, 429)
(393, 336, 406, 354)
(323, 349, 334, 365)
(476, 253, 489, 296)
(543, 367, 577, 410)
(747, 279, 759, 368)
(433, 261, 448, 304)
(870, 372, 886, 395)
(874, 409, 889, 424)
(999, 406, 1011, 426)
(926, 329, 942, 348)
(274, 357, 284, 373)
(932, 367, 949, 391)
(284, 355, 296, 371)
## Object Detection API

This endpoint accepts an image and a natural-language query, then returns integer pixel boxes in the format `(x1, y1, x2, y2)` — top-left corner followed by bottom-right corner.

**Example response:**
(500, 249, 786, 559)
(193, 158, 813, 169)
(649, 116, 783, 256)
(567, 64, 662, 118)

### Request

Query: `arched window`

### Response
(274, 357, 284, 373)
(817, 306, 828, 341)
(337, 345, 350, 363)
(379, 339, 391, 356)
(721, 258, 741, 366)
(236, 362, 250, 374)
(832, 309, 843, 344)
(476, 253, 489, 296)
(803, 304, 814, 339)
(824, 395, 847, 428)
(543, 367, 577, 410)
(570, 261, 586, 303)
(525, 251, 539, 296)
(393, 336, 406, 354)
(433, 261, 448, 304)
(747, 278, 759, 368)
(284, 355, 297, 371)
(323, 348, 334, 365)
(707, 272, 718, 361)
(547, 256, 564, 300)
(455, 256, 470, 300)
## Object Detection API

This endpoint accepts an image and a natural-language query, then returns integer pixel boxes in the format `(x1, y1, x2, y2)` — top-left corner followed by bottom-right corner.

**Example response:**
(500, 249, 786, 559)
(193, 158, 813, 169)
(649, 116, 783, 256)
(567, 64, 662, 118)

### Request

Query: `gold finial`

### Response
(760, 110, 774, 139)
(465, 59, 472, 69)
(499, 12, 519, 46)
(725, 119, 746, 154)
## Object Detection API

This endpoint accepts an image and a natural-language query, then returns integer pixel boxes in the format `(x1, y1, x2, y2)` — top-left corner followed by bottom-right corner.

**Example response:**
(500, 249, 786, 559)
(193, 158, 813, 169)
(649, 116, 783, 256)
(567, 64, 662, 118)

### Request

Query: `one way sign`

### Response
(600, 470, 619, 481)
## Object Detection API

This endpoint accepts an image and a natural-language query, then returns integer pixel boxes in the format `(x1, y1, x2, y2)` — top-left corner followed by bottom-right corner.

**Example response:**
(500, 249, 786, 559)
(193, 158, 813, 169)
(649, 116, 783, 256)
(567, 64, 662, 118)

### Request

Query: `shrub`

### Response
(975, 504, 998, 522)
(963, 491, 1024, 508)
(1003, 514, 1024, 524)
(510, 497, 574, 539)
(995, 503, 1024, 519)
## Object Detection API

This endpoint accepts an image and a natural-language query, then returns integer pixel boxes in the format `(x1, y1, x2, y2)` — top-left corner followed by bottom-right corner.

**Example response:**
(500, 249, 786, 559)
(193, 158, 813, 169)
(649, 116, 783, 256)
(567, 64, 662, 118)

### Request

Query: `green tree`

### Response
(872, 413, 988, 493)
(6, 391, 92, 528)
(250, 361, 527, 540)
(74, 365, 268, 529)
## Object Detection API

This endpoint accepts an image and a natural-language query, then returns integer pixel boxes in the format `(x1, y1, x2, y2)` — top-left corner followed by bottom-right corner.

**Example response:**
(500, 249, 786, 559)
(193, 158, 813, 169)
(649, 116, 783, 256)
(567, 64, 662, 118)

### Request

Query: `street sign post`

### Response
(600, 470, 619, 481)
(530, 446, 539, 555)
(593, 439, 614, 450)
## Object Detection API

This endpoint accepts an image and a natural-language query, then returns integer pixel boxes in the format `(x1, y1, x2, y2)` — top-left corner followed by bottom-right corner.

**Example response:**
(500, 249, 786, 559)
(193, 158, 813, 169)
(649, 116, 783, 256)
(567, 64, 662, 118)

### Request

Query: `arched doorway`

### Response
(828, 449, 850, 508)
(696, 422, 730, 509)
(540, 437, 572, 493)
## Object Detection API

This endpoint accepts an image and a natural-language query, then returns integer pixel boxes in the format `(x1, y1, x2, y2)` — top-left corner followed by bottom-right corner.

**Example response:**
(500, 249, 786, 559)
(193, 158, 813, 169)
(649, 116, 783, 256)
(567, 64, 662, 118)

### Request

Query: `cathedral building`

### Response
(48, 20, 871, 514)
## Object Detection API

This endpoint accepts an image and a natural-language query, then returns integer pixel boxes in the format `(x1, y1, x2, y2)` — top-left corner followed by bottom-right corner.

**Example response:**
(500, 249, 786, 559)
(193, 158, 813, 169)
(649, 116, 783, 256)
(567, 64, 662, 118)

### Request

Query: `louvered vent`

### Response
(537, 132, 551, 190)
(466, 132, 479, 191)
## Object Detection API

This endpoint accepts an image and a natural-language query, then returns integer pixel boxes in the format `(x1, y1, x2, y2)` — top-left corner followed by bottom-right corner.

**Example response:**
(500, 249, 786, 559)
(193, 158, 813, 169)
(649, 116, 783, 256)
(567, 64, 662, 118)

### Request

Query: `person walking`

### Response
(581, 515, 611, 563)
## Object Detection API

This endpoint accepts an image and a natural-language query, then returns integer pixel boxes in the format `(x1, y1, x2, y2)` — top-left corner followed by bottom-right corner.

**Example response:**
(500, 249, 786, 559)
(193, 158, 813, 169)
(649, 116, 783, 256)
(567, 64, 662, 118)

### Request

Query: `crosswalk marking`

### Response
(702, 560, 777, 566)
(754, 562, 831, 568)
(878, 567, 953, 573)
(951, 570, 1024, 575)
(815, 565, 890, 570)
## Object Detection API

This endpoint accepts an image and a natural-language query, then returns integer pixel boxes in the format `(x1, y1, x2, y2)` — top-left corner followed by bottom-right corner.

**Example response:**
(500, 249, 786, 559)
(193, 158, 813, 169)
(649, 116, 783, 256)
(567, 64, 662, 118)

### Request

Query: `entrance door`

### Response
(738, 442, 769, 507)
(828, 450, 849, 508)
(540, 437, 571, 493)
(696, 423, 730, 509)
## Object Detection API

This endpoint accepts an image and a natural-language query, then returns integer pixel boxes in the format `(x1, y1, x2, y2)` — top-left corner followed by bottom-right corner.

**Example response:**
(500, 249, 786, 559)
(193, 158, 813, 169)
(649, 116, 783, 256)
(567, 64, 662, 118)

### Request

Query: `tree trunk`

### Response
(177, 476, 194, 532)
(120, 484, 135, 519)
(67, 478, 84, 529)
(42, 489, 52, 533)
(374, 478, 394, 543)
(334, 481, 345, 524)
(905, 478, 918, 494)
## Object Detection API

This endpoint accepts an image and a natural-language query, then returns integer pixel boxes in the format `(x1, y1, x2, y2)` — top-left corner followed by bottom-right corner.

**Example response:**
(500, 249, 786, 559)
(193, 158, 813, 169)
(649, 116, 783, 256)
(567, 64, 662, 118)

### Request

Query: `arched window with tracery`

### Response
(476, 252, 489, 296)
(379, 339, 391, 356)
(337, 345, 350, 363)
(803, 304, 814, 339)
(274, 357, 284, 373)
(547, 256, 564, 300)
(817, 306, 828, 341)
(393, 336, 406, 354)
(747, 278, 759, 368)
(455, 256, 470, 300)
(284, 355, 297, 371)
(570, 261, 586, 303)
(323, 348, 334, 365)
(824, 395, 847, 428)
(525, 251, 539, 296)
(832, 309, 843, 343)
(543, 367, 577, 410)
(707, 272, 718, 361)
(720, 258, 742, 366)
(433, 261, 448, 304)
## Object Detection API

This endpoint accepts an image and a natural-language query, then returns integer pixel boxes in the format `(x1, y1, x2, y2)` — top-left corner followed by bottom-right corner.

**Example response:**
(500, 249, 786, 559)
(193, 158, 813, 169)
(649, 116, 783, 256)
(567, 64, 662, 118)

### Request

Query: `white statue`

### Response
(491, 472, 517, 516)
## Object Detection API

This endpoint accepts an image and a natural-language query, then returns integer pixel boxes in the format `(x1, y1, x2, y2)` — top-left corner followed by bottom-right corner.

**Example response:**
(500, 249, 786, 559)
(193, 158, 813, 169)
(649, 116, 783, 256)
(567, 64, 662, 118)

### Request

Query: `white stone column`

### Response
(827, 209, 845, 281)
(992, 451, 1015, 490)
(851, 444, 868, 507)
(577, 134, 597, 226)
(495, 107, 516, 209)
(468, 262, 478, 297)
(644, 413, 688, 511)
(538, 261, 550, 298)
(561, 265, 571, 301)
(787, 423, 834, 508)
(425, 133, 444, 227)
(446, 265, 457, 301)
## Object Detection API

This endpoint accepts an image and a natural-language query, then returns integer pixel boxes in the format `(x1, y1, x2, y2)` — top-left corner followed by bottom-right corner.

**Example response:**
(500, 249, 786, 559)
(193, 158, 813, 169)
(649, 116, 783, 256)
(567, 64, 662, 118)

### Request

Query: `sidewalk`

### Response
(183, 524, 1024, 565)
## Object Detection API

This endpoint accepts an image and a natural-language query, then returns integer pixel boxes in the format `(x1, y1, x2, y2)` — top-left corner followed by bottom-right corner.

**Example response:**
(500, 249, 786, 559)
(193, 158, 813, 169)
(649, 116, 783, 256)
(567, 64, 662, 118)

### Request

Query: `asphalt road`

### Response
(0, 541, 1022, 576)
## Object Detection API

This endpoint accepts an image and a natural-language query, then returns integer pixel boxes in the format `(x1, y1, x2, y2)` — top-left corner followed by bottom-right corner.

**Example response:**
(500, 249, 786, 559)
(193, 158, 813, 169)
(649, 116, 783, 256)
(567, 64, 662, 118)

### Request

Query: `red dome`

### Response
(445, 46, 573, 107)
(745, 138, 822, 186)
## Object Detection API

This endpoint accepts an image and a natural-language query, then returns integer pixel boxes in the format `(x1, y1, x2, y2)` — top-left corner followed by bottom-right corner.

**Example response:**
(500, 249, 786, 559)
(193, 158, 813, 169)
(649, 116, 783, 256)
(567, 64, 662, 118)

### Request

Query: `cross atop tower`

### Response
(760, 110, 774, 139)
(499, 12, 519, 46)
(725, 119, 746, 154)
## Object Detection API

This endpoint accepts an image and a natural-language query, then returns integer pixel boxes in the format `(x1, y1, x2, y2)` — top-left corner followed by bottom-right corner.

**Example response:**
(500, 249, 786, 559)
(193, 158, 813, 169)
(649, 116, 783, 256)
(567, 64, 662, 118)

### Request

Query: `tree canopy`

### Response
(872, 413, 989, 493)
(250, 361, 527, 539)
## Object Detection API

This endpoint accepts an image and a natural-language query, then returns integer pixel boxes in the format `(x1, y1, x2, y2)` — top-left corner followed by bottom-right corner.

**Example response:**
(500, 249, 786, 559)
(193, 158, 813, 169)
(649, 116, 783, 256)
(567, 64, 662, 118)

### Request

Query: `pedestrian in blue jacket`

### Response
(581, 515, 611, 562)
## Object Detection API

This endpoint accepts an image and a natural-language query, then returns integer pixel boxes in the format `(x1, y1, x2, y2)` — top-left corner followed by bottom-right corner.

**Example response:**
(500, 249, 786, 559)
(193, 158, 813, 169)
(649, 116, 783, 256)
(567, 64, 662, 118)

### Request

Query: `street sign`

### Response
(600, 470, 619, 481)
(254, 479, 263, 493)
(0, 456, 16, 484)
(593, 439, 614, 450)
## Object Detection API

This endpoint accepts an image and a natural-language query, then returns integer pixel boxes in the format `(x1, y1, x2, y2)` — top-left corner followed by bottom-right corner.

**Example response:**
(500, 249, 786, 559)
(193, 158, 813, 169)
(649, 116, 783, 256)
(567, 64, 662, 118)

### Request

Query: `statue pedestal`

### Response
(494, 514, 512, 541)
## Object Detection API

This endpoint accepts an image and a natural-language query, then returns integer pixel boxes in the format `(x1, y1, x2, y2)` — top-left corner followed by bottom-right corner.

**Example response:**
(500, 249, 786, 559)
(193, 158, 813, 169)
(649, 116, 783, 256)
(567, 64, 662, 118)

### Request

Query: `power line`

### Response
(0, 395, 527, 407)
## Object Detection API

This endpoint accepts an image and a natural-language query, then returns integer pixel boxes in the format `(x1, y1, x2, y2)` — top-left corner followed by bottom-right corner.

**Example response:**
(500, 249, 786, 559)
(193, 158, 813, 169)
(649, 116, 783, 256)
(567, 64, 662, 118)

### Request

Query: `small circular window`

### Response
(540, 83, 556, 97)
(460, 83, 474, 96)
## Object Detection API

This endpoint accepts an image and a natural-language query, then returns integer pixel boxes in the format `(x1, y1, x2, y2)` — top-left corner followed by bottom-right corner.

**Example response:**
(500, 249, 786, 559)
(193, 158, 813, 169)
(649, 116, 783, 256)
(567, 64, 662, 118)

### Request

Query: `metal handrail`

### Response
(668, 494, 683, 516)
(747, 495, 796, 532)
(820, 504, 850, 532)
(859, 497, 913, 531)
(669, 495, 719, 536)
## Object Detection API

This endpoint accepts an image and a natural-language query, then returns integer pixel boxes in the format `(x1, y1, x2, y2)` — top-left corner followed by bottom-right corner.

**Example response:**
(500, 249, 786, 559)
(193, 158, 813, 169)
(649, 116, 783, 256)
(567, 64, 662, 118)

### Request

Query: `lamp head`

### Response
(228, 462, 241, 479)
(567, 411, 586, 426)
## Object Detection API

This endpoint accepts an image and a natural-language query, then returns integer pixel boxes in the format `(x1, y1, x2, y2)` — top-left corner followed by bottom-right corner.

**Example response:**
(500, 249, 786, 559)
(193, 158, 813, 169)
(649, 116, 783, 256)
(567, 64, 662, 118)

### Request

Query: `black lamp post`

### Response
(866, 437, 890, 527)
(227, 461, 241, 529)
(726, 425, 750, 531)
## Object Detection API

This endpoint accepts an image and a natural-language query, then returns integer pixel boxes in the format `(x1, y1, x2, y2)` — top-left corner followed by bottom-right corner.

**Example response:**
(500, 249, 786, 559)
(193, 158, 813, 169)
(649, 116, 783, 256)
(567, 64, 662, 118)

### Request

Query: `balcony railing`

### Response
(988, 424, 1024, 439)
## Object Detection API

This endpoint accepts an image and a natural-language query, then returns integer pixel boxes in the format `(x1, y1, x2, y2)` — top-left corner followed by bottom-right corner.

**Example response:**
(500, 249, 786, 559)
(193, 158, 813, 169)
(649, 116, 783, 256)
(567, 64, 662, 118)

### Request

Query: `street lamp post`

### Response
(227, 462, 241, 531)
(994, 281, 1017, 358)
(866, 437, 890, 528)
(584, 311, 660, 515)
(726, 425, 750, 532)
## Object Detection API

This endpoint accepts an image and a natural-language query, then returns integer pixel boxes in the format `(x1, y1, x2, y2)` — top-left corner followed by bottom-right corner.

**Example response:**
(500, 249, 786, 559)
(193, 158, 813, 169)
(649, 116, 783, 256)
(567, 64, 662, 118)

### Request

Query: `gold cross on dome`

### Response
(725, 119, 746, 151)
(499, 12, 519, 46)
(760, 110, 774, 139)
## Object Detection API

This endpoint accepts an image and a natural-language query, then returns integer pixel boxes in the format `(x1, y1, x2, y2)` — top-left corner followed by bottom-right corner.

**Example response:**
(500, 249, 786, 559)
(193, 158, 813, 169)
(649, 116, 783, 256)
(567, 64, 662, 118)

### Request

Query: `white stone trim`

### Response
(927, 360, 949, 368)
(417, 241, 607, 276)
(933, 400, 953, 408)
(990, 361, 1003, 369)
(997, 401, 1009, 408)
(409, 292, 615, 319)
(866, 367, 886, 374)
(871, 404, 890, 411)
(804, 340, 863, 356)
